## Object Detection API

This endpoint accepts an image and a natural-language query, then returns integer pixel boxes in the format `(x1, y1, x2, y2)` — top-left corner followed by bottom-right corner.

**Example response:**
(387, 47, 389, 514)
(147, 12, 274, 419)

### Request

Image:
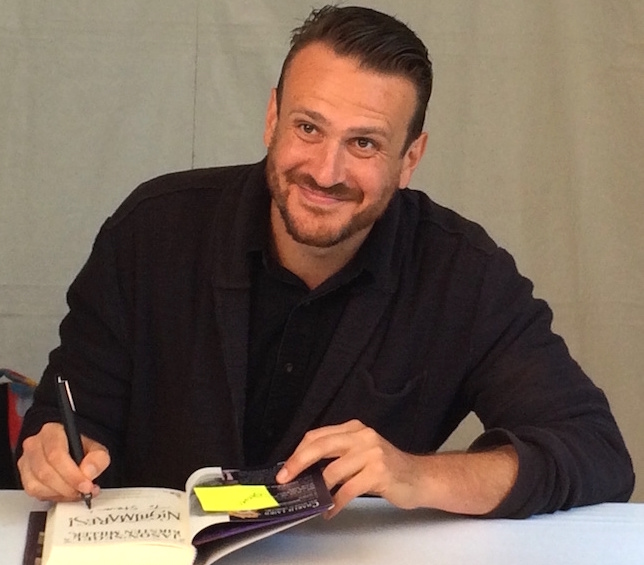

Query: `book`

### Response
(28, 463, 333, 565)
(21, 508, 46, 565)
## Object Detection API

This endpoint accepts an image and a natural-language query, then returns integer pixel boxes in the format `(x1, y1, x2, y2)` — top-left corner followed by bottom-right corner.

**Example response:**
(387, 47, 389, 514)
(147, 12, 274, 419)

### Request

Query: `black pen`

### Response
(56, 375, 92, 508)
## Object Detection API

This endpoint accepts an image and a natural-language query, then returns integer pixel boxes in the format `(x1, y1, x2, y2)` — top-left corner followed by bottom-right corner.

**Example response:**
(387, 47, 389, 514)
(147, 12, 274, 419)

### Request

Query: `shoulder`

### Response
(103, 161, 263, 230)
(399, 188, 499, 258)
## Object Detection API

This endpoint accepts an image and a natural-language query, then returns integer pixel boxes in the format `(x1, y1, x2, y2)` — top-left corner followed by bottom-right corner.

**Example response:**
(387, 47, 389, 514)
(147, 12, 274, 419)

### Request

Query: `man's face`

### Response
(264, 42, 426, 249)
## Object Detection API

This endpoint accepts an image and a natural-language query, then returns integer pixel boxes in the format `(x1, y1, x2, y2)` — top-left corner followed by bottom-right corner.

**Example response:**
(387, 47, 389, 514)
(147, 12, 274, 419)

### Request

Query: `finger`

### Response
(321, 447, 369, 491)
(41, 429, 105, 493)
(296, 420, 366, 445)
(325, 473, 373, 519)
(79, 437, 111, 485)
(19, 431, 85, 501)
(321, 439, 403, 518)
(18, 461, 81, 502)
(277, 428, 359, 484)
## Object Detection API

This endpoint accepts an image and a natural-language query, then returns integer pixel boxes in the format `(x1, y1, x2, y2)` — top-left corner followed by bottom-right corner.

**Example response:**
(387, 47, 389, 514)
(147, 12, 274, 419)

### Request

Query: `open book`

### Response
(31, 463, 333, 565)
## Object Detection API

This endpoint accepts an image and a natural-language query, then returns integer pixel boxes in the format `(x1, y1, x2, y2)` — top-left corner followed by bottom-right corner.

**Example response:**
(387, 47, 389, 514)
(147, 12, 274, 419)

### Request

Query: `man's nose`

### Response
(309, 141, 347, 189)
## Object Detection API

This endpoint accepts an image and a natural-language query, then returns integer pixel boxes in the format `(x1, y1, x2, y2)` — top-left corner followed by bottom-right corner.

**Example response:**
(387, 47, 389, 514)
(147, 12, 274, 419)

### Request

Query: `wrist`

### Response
(407, 447, 519, 515)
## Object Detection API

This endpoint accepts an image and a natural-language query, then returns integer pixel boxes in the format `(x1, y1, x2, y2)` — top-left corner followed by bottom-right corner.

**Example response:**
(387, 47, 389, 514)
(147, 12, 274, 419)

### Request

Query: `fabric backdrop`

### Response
(1, 0, 642, 500)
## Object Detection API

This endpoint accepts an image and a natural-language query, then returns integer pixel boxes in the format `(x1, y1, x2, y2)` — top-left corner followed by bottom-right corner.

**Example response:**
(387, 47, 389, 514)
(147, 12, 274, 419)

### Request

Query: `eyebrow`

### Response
(292, 108, 391, 139)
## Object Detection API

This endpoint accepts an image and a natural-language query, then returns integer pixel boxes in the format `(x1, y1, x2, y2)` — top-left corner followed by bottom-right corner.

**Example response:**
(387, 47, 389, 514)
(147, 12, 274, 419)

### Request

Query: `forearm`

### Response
(278, 420, 519, 517)
(408, 445, 518, 515)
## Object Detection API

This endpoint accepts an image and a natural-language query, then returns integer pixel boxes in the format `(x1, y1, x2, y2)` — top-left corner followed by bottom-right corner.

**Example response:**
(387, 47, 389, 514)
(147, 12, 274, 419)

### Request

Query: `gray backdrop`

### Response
(2, 1, 642, 500)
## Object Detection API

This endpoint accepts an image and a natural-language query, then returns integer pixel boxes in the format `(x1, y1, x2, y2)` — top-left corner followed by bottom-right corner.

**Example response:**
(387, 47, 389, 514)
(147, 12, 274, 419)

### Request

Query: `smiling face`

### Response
(264, 42, 427, 250)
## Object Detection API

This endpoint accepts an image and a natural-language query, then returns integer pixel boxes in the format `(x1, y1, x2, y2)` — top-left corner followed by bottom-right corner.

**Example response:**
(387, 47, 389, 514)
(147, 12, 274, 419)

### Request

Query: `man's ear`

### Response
(398, 131, 428, 188)
(263, 88, 278, 148)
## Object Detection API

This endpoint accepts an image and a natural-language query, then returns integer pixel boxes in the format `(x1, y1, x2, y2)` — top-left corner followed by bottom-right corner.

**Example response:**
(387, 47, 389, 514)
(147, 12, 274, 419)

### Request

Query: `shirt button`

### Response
(284, 362, 294, 373)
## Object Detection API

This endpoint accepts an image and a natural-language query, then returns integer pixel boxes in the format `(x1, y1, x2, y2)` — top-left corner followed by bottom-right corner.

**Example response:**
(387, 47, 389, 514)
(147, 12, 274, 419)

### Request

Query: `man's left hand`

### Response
(275, 419, 423, 518)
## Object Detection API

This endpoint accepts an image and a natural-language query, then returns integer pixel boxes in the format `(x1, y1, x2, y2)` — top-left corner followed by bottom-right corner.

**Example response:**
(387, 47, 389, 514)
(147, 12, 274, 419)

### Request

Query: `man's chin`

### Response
(284, 226, 348, 249)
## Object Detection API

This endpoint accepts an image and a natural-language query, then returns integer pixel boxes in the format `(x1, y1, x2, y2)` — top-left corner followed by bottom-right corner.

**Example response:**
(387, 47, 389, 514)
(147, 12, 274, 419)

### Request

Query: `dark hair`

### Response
(276, 5, 433, 152)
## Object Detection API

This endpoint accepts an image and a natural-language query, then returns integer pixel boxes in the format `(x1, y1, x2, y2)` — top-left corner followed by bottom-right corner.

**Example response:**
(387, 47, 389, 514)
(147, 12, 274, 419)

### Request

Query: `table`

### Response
(1, 490, 643, 564)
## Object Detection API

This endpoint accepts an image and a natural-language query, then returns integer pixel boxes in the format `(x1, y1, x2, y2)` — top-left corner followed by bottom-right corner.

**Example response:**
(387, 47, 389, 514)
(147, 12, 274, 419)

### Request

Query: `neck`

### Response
(270, 205, 370, 289)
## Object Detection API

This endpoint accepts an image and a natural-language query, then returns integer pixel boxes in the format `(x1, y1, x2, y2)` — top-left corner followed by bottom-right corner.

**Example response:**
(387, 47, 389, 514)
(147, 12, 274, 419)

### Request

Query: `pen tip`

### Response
(83, 493, 92, 509)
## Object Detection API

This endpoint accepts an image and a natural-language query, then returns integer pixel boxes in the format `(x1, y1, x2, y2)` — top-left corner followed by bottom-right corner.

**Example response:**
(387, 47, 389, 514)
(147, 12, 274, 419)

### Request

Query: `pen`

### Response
(55, 375, 92, 509)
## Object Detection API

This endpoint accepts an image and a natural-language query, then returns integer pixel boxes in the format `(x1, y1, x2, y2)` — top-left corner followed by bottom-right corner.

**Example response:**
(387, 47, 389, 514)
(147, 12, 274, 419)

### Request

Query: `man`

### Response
(17, 5, 633, 519)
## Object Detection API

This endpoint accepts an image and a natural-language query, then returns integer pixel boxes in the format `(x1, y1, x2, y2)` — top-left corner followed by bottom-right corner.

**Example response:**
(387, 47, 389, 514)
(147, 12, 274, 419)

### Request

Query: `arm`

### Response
(277, 420, 518, 518)
(17, 222, 132, 498)
(461, 248, 634, 517)
(279, 248, 633, 518)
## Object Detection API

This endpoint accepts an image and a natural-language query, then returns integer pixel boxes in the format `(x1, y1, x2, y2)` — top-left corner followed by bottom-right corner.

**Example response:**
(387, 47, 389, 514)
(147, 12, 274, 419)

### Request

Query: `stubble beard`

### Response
(265, 148, 398, 249)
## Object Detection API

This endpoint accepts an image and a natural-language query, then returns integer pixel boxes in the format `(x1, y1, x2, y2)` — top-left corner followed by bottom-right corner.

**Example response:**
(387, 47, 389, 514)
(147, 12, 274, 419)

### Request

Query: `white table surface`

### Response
(2, 489, 643, 564)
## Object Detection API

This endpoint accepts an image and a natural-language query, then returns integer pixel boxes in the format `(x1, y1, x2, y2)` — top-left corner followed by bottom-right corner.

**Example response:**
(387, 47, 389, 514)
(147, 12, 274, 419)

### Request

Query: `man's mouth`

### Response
(298, 183, 352, 205)
(287, 171, 356, 205)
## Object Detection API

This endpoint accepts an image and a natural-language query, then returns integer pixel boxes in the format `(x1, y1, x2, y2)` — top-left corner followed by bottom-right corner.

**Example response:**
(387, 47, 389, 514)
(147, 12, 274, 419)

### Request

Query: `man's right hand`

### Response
(17, 422, 110, 502)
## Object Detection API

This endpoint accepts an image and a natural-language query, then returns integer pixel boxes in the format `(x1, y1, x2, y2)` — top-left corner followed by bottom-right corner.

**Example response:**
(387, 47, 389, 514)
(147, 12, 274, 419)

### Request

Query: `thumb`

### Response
(79, 436, 111, 481)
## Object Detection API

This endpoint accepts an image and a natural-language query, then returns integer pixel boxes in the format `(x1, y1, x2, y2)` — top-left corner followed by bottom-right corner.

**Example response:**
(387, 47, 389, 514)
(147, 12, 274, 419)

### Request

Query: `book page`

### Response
(42, 487, 195, 565)
(185, 467, 234, 539)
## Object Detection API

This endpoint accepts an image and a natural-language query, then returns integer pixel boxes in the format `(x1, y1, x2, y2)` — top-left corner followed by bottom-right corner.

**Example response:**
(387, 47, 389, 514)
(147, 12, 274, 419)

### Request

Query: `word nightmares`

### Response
(68, 508, 181, 528)
(64, 508, 185, 544)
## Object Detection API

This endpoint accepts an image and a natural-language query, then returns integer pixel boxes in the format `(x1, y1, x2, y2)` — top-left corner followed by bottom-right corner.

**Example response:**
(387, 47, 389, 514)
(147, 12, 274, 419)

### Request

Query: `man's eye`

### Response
(355, 138, 376, 150)
(299, 123, 316, 135)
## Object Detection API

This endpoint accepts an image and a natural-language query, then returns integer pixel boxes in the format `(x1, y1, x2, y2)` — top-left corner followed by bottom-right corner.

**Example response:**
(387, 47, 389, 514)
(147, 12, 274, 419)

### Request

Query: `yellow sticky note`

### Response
(193, 485, 280, 512)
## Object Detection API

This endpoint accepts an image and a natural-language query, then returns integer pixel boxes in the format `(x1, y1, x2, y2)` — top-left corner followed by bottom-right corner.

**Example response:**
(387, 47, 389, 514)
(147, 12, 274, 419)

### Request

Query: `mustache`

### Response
(285, 170, 356, 200)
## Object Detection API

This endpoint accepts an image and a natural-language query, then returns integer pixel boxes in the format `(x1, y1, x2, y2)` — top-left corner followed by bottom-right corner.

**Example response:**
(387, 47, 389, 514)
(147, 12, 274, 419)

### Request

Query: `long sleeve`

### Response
(17, 221, 132, 485)
(464, 247, 634, 517)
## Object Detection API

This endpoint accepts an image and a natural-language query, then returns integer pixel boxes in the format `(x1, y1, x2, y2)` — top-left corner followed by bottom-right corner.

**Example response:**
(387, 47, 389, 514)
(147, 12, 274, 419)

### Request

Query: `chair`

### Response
(0, 369, 36, 488)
